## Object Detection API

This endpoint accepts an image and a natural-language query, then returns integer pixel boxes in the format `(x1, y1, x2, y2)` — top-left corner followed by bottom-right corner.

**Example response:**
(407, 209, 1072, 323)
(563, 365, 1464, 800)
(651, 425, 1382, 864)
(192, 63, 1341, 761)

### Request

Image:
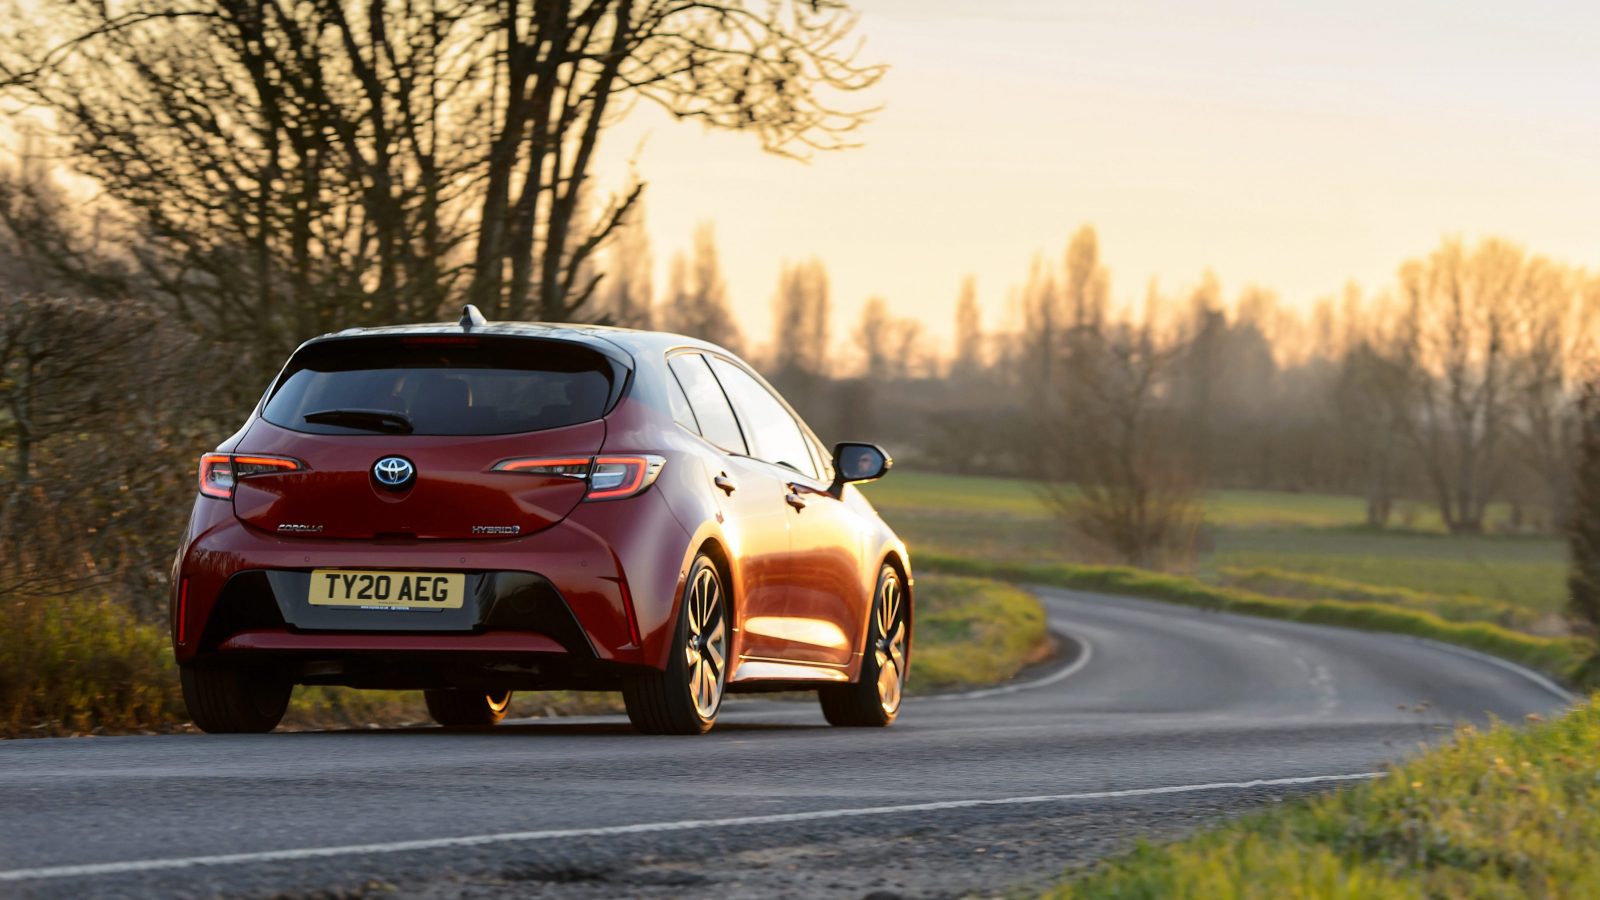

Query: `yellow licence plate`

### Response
(309, 570, 466, 609)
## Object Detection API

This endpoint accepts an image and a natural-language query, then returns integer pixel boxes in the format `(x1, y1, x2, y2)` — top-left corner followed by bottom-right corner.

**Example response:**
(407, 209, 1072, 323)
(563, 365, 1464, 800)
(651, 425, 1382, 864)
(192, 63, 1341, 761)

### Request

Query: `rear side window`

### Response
(666, 366, 700, 434)
(668, 354, 745, 453)
(706, 357, 818, 479)
(263, 337, 614, 436)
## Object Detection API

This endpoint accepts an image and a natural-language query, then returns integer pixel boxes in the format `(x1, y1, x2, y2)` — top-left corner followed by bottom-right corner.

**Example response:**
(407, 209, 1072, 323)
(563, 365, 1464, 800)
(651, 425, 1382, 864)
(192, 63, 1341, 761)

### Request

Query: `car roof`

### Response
(303, 318, 735, 368)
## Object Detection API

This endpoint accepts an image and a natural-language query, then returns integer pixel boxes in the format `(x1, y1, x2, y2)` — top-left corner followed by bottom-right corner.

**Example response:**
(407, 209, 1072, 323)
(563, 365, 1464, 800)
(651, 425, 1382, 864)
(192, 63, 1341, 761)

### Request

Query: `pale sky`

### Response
(592, 0, 1600, 356)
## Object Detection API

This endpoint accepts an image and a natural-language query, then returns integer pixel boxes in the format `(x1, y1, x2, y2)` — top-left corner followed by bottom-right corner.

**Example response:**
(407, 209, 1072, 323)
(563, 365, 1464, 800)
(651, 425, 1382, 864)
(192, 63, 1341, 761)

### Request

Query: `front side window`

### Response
(262, 337, 613, 436)
(667, 353, 746, 453)
(707, 357, 819, 479)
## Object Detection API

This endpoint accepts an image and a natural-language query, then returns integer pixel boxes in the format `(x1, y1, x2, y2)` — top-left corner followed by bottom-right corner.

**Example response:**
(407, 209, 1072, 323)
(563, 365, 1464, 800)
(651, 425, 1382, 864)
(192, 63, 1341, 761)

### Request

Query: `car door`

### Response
(666, 353, 793, 664)
(705, 357, 864, 668)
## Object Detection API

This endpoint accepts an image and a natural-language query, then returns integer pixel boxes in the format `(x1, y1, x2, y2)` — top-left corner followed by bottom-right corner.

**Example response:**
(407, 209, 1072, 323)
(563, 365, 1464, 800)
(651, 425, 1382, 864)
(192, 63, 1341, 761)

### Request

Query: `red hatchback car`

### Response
(172, 307, 911, 735)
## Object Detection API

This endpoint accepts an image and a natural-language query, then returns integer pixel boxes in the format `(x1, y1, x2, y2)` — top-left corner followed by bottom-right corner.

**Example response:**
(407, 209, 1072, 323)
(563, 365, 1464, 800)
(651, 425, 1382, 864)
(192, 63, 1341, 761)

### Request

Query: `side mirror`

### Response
(829, 442, 892, 497)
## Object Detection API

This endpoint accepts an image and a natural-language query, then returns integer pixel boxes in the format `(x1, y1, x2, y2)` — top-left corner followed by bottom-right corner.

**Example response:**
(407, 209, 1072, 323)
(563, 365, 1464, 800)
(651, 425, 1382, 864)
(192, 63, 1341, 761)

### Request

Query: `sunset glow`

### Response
(594, 0, 1600, 350)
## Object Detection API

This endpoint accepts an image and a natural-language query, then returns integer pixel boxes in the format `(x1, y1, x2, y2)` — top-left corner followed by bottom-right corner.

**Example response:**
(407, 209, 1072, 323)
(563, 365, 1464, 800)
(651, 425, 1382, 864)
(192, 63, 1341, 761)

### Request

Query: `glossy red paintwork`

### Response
(233, 420, 605, 540)
(171, 323, 911, 694)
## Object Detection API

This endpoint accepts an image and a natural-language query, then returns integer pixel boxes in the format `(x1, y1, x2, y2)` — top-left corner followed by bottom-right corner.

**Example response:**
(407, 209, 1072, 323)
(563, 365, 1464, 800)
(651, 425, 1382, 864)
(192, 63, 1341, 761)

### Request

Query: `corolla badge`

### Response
(372, 456, 416, 490)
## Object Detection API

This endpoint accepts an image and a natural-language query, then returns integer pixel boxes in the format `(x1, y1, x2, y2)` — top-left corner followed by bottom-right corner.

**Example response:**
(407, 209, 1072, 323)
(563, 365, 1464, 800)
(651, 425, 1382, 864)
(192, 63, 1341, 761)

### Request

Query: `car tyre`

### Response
(623, 555, 728, 735)
(820, 565, 909, 727)
(424, 689, 513, 728)
(180, 665, 292, 734)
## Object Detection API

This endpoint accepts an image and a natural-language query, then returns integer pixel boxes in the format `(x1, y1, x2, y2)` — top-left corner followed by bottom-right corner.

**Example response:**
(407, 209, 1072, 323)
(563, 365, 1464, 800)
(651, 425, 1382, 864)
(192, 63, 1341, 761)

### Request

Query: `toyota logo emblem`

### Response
(372, 456, 416, 490)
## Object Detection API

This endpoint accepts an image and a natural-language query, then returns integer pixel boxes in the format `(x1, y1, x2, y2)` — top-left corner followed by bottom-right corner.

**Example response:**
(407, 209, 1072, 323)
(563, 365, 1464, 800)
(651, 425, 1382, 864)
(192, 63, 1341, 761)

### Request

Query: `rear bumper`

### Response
(171, 489, 693, 679)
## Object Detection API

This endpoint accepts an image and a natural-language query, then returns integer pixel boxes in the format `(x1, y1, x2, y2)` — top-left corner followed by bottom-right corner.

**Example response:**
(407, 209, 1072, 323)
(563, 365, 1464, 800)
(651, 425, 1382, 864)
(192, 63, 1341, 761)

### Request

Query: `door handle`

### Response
(714, 474, 737, 495)
(785, 492, 807, 511)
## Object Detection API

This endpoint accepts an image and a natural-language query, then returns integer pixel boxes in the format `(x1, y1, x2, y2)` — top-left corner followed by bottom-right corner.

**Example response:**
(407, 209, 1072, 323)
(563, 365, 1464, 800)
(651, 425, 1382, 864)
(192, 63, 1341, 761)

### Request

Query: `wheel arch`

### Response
(845, 547, 913, 681)
(665, 527, 739, 670)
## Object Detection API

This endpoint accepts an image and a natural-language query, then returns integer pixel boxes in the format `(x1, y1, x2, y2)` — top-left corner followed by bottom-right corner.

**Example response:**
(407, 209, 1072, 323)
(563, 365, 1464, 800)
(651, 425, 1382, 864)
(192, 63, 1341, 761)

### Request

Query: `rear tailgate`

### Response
(229, 333, 622, 540)
(232, 419, 605, 539)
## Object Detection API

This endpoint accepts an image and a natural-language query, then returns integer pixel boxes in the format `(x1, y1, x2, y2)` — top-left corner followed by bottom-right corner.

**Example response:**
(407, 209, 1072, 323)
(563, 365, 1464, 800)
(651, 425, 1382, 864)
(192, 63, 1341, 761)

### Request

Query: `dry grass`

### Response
(0, 592, 184, 736)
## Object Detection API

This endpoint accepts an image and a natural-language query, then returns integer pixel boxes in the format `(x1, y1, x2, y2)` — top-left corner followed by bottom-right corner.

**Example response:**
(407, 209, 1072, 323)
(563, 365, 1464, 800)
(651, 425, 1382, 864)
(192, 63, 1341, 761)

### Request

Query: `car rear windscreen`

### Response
(262, 337, 615, 436)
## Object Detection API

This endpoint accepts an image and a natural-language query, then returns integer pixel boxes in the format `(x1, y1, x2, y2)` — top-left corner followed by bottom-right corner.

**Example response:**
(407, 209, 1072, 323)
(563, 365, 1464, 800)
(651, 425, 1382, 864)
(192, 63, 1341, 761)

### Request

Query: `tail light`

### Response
(198, 452, 304, 499)
(490, 457, 592, 478)
(588, 456, 666, 500)
(491, 455, 665, 501)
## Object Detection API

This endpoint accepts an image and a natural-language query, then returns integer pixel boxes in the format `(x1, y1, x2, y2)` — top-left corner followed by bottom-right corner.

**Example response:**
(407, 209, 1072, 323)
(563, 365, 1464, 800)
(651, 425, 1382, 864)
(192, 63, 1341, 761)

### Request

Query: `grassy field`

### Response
(1212, 530, 1568, 615)
(862, 471, 1570, 620)
(1052, 696, 1600, 897)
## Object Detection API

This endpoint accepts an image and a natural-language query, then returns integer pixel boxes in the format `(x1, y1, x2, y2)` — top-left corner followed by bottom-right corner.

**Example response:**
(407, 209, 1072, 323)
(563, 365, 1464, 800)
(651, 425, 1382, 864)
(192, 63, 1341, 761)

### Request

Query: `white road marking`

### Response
(916, 629, 1094, 702)
(1040, 584, 1576, 707)
(0, 772, 1380, 883)
(1404, 636, 1576, 705)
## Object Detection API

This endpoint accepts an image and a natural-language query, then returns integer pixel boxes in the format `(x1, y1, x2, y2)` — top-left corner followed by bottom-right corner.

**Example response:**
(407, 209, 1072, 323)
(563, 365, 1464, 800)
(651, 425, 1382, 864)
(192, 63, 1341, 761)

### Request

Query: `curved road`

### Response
(0, 587, 1571, 898)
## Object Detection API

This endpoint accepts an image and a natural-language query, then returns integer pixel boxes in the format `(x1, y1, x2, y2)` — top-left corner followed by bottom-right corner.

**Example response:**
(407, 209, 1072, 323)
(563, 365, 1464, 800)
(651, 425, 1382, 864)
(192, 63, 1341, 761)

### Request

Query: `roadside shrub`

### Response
(1, 591, 183, 736)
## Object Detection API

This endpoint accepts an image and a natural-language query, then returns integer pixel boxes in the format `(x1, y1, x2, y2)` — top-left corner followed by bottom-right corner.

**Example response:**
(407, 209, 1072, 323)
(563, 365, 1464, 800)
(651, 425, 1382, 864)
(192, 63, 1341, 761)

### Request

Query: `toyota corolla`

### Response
(171, 307, 911, 735)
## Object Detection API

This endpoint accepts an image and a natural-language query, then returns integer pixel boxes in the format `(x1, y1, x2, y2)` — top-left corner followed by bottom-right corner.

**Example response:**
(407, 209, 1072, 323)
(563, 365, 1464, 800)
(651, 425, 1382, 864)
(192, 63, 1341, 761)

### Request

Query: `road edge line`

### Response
(1403, 636, 1576, 705)
(914, 628, 1093, 702)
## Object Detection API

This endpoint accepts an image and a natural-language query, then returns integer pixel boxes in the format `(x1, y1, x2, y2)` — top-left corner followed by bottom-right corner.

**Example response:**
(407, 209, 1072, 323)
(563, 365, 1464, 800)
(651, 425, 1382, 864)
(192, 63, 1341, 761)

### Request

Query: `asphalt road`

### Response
(0, 587, 1573, 899)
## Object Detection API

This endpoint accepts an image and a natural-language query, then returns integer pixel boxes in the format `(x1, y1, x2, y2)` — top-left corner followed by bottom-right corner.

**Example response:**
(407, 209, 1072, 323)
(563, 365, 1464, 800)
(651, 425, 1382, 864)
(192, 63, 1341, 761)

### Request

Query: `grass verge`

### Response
(1214, 566, 1545, 631)
(919, 553, 1594, 686)
(908, 573, 1051, 691)
(3, 574, 1052, 737)
(1052, 697, 1600, 897)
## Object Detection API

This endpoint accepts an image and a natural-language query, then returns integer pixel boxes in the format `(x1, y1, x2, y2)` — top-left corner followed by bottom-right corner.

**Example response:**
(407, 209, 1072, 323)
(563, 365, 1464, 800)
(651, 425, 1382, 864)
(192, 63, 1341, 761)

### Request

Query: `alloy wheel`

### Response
(683, 565, 727, 718)
(874, 575, 908, 714)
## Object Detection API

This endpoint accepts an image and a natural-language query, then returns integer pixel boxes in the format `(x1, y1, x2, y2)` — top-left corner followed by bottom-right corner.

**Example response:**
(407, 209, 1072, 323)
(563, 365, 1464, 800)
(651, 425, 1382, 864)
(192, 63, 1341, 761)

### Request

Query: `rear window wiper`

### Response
(303, 408, 415, 434)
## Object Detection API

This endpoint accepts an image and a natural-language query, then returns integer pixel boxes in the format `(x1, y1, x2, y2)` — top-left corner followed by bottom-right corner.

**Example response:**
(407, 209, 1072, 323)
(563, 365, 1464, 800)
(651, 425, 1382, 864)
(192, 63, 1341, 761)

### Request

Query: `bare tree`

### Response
(1509, 263, 1597, 528)
(772, 257, 829, 378)
(1333, 331, 1414, 528)
(1393, 238, 1526, 534)
(1018, 252, 1060, 422)
(597, 198, 653, 328)
(0, 292, 215, 613)
(1570, 378, 1600, 636)
(1062, 226, 1107, 331)
(0, 0, 881, 383)
(660, 222, 740, 351)
(951, 275, 982, 379)
(856, 295, 890, 379)
(1040, 318, 1201, 566)
(888, 317, 924, 380)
